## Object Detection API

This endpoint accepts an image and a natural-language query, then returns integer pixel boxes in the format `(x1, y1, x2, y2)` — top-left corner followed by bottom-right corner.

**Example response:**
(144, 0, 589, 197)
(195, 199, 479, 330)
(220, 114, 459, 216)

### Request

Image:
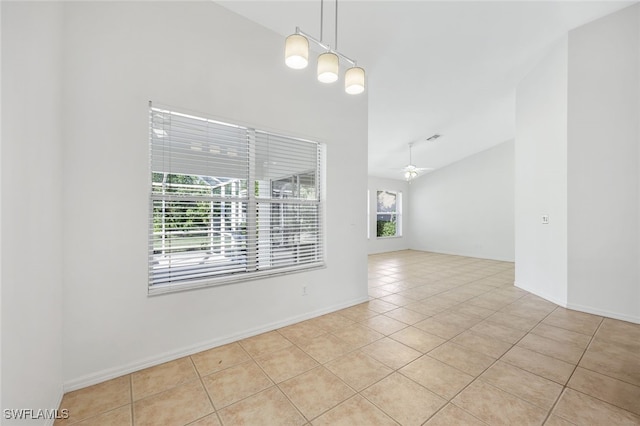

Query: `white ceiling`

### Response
(218, 1, 632, 180)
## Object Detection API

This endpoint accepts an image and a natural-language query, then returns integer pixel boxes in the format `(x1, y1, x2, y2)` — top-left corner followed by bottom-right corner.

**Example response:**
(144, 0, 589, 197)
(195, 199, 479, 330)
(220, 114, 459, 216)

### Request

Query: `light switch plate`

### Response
(542, 215, 550, 224)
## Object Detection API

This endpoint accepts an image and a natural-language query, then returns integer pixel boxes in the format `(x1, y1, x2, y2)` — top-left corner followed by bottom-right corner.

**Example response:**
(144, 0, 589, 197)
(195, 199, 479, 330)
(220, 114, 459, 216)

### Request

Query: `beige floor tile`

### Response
(499, 302, 552, 321)
(424, 404, 488, 426)
(452, 330, 512, 359)
(239, 331, 292, 357)
(542, 308, 603, 336)
(470, 320, 527, 344)
(57, 375, 131, 424)
(279, 366, 354, 420)
(485, 311, 540, 331)
(380, 294, 416, 307)
(298, 333, 354, 363)
(405, 301, 448, 316)
(190, 342, 250, 377)
(360, 315, 408, 335)
(579, 339, 640, 386)
(501, 346, 575, 385)
(131, 357, 198, 401)
(389, 326, 446, 353)
(187, 413, 222, 425)
(428, 342, 496, 376)
(568, 367, 640, 416)
(365, 299, 400, 313)
(202, 360, 272, 409)
(466, 296, 511, 311)
(133, 380, 213, 426)
(279, 321, 327, 345)
(480, 361, 563, 410)
(255, 346, 319, 383)
(431, 311, 483, 330)
(452, 380, 547, 425)
(530, 323, 592, 349)
(450, 303, 496, 319)
(414, 317, 466, 339)
(553, 388, 640, 425)
(218, 386, 306, 426)
(517, 333, 585, 364)
(305, 312, 355, 333)
(362, 373, 446, 426)
(325, 351, 392, 391)
(595, 318, 640, 351)
(383, 307, 427, 325)
(361, 337, 422, 370)
(339, 304, 378, 321)
(70, 405, 132, 426)
(332, 324, 384, 347)
(55, 252, 640, 426)
(400, 355, 474, 399)
(422, 295, 461, 311)
(544, 415, 575, 426)
(369, 287, 393, 298)
(311, 395, 397, 426)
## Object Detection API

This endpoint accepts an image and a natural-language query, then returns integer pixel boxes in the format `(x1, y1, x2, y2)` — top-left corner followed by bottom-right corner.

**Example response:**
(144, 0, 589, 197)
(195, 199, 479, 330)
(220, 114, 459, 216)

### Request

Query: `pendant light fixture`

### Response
(284, 0, 365, 95)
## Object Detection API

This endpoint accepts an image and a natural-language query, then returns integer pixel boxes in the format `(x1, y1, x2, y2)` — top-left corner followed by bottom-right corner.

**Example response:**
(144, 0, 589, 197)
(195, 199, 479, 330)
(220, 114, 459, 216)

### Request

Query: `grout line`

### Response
(129, 374, 134, 425)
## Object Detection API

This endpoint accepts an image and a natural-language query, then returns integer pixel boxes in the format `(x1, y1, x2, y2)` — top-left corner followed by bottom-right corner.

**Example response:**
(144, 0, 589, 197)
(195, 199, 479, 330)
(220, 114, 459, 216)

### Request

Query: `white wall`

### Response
(1, 1, 65, 422)
(567, 4, 639, 322)
(60, 1, 368, 389)
(367, 176, 410, 254)
(515, 37, 569, 306)
(408, 141, 515, 262)
(515, 3, 640, 324)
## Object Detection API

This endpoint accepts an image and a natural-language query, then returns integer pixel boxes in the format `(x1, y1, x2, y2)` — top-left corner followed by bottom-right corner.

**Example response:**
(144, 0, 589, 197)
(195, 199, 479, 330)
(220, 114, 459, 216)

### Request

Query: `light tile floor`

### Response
(57, 250, 640, 425)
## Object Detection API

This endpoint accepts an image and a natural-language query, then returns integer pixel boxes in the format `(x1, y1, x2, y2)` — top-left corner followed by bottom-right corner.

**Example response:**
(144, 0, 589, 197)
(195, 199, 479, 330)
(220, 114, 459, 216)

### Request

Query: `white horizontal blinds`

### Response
(149, 106, 250, 286)
(254, 132, 323, 271)
(149, 104, 324, 291)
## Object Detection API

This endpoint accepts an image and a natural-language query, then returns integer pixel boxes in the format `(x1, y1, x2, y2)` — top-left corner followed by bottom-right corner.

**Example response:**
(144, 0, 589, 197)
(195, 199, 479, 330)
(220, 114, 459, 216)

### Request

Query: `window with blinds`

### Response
(149, 104, 324, 294)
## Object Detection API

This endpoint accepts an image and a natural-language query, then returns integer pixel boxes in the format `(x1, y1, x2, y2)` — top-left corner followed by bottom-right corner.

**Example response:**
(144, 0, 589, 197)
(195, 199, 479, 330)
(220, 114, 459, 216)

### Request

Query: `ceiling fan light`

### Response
(285, 34, 309, 69)
(317, 52, 339, 83)
(345, 66, 365, 94)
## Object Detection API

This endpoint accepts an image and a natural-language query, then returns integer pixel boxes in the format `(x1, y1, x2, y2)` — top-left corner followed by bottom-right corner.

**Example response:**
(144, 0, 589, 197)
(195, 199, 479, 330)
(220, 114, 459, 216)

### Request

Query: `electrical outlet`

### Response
(302, 285, 307, 296)
(542, 215, 550, 225)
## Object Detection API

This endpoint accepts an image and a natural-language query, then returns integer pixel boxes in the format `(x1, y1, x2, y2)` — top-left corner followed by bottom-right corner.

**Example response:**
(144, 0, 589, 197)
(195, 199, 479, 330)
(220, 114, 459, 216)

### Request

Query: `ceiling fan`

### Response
(400, 142, 433, 183)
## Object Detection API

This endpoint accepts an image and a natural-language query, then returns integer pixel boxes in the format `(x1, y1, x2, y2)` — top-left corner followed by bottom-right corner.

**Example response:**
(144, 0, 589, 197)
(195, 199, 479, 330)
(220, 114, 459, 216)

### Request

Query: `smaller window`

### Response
(376, 190, 402, 238)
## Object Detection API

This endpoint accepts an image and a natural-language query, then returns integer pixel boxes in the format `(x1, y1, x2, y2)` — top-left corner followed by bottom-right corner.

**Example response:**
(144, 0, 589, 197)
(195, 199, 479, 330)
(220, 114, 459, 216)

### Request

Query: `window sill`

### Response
(376, 235, 403, 240)
(148, 262, 326, 296)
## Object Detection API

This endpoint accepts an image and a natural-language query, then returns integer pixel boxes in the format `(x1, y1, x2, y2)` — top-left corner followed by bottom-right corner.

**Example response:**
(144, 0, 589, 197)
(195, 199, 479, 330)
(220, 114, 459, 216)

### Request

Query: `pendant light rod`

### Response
(320, 0, 324, 42)
(335, 0, 339, 50)
(294, 27, 357, 66)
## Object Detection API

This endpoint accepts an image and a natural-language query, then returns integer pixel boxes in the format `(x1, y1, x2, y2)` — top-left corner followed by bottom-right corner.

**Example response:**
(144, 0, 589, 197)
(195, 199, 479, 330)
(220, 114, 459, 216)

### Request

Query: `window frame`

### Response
(148, 104, 325, 295)
(375, 189, 402, 239)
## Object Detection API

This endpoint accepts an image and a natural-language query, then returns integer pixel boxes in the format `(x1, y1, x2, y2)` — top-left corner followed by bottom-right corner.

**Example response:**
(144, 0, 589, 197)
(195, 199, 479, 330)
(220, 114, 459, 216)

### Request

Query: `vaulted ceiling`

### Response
(219, 1, 631, 180)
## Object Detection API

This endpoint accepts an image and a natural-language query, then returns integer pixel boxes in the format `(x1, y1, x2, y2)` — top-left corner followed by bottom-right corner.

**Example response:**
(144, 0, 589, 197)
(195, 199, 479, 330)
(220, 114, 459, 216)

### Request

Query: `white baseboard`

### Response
(63, 295, 369, 392)
(514, 281, 567, 307)
(43, 387, 64, 426)
(565, 302, 640, 325)
(410, 247, 515, 263)
(515, 281, 640, 325)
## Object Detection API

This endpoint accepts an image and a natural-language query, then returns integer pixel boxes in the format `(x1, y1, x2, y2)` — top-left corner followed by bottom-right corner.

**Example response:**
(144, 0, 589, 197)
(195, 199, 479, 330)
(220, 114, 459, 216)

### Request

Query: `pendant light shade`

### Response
(345, 66, 365, 94)
(317, 52, 339, 83)
(285, 34, 309, 69)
